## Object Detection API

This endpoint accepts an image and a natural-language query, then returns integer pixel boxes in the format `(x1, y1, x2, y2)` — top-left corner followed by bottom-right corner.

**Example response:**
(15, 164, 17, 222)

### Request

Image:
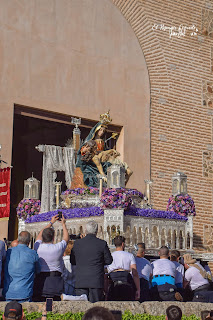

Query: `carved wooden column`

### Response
(176, 231, 180, 249)
(171, 228, 175, 249)
(148, 226, 152, 248)
(130, 227, 133, 247)
(159, 227, 162, 248)
(142, 230, 145, 243)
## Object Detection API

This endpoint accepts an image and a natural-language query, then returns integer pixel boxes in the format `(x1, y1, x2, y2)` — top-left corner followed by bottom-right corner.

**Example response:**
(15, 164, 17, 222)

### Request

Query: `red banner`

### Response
(0, 167, 10, 219)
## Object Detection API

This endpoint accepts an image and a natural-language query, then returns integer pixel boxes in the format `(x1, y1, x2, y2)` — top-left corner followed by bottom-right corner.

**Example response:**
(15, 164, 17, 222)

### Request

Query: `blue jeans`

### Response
(64, 283, 75, 295)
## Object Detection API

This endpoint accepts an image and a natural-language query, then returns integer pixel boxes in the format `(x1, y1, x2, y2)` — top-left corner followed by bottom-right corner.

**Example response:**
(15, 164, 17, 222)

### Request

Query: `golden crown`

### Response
(100, 110, 112, 125)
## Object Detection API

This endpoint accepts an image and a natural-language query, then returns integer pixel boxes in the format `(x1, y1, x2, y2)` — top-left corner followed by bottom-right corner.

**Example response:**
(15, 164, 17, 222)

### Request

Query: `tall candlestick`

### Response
(71, 117, 81, 153)
(97, 174, 103, 198)
(99, 178, 103, 198)
(144, 179, 153, 206)
(147, 183, 150, 203)
(55, 181, 62, 209)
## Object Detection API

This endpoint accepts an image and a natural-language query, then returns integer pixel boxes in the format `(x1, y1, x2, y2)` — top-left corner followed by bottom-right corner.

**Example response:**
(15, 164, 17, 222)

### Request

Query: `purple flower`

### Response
(100, 188, 143, 210)
(167, 194, 196, 217)
(61, 187, 99, 196)
(16, 199, 41, 220)
(24, 206, 187, 224)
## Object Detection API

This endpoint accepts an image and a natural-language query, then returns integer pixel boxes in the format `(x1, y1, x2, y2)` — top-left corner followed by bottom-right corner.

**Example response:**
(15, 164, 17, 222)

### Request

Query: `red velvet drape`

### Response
(0, 167, 10, 218)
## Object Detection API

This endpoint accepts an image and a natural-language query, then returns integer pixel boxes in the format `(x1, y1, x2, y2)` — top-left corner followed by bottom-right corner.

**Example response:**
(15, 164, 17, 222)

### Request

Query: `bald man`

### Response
(3, 231, 40, 302)
(11, 239, 19, 248)
(151, 246, 177, 301)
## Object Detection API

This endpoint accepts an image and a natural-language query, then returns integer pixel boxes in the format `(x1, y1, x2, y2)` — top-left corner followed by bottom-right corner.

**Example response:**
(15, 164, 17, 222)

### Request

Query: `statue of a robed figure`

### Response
(72, 111, 133, 188)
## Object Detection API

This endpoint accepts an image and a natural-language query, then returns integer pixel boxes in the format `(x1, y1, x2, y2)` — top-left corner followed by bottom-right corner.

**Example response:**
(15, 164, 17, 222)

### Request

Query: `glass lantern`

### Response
(172, 172, 187, 196)
(24, 173, 40, 199)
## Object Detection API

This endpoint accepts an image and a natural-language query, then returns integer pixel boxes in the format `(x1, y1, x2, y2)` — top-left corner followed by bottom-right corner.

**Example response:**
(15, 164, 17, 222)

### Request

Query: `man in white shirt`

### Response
(33, 214, 69, 301)
(135, 243, 152, 302)
(183, 254, 211, 302)
(107, 236, 140, 301)
(151, 246, 177, 301)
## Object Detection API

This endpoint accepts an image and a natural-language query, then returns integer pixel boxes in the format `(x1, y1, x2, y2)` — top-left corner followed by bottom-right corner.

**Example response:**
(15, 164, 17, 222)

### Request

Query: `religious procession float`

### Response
(16, 111, 198, 257)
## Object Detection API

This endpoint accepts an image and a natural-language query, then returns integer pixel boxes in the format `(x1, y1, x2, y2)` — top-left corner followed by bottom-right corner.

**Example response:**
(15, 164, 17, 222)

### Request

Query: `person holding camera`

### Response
(33, 213, 69, 301)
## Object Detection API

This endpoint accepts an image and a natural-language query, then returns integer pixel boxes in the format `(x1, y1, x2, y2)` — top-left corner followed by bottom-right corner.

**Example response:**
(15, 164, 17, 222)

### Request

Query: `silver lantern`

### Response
(107, 164, 125, 188)
(24, 173, 40, 199)
(172, 172, 187, 196)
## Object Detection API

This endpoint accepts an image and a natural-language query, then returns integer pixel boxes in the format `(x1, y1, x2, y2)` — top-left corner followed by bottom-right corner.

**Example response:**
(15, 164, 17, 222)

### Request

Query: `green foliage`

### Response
(23, 311, 85, 320)
(122, 311, 165, 320)
(0, 310, 200, 320)
(182, 316, 199, 320)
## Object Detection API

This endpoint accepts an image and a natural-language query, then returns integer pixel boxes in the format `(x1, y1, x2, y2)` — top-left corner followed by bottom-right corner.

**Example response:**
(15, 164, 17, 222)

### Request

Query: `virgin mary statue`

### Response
(75, 111, 113, 188)
(71, 111, 132, 188)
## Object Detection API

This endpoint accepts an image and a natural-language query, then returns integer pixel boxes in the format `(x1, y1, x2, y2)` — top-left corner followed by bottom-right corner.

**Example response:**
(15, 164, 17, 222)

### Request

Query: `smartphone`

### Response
(110, 310, 122, 320)
(58, 211, 62, 221)
(46, 298, 53, 312)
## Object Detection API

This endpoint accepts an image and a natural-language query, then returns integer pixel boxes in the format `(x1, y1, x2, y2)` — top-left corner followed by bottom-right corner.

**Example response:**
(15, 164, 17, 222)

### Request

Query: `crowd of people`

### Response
(0, 214, 213, 304)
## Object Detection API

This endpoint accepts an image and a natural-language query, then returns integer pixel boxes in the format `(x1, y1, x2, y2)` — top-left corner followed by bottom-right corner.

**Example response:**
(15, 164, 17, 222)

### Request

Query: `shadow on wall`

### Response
(193, 233, 207, 250)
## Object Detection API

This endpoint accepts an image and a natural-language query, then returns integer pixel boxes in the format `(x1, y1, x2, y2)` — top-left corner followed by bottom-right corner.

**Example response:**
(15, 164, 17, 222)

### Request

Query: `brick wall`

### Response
(111, 0, 213, 249)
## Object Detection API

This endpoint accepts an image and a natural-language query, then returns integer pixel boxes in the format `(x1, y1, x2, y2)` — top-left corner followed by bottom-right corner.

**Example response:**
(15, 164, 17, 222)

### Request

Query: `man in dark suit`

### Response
(70, 220, 113, 302)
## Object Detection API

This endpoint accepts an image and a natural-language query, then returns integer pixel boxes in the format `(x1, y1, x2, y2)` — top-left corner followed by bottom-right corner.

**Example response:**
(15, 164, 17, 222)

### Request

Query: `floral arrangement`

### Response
(25, 205, 187, 224)
(62, 187, 99, 196)
(16, 199, 41, 220)
(61, 187, 143, 209)
(100, 188, 143, 210)
(125, 189, 143, 198)
(100, 188, 132, 209)
(166, 194, 196, 217)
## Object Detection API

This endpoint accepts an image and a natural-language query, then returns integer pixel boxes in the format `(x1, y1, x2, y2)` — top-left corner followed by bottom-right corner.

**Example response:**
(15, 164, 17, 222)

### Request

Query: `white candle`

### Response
(147, 183, 150, 203)
(56, 184, 59, 207)
(99, 178, 103, 198)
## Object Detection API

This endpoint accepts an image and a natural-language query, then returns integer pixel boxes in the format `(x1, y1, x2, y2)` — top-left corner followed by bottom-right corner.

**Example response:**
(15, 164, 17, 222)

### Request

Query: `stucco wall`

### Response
(0, 0, 150, 237)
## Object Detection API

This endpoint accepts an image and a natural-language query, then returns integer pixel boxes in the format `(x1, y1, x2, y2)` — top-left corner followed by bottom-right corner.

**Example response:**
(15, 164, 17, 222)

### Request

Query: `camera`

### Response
(70, 234, 81, 240)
